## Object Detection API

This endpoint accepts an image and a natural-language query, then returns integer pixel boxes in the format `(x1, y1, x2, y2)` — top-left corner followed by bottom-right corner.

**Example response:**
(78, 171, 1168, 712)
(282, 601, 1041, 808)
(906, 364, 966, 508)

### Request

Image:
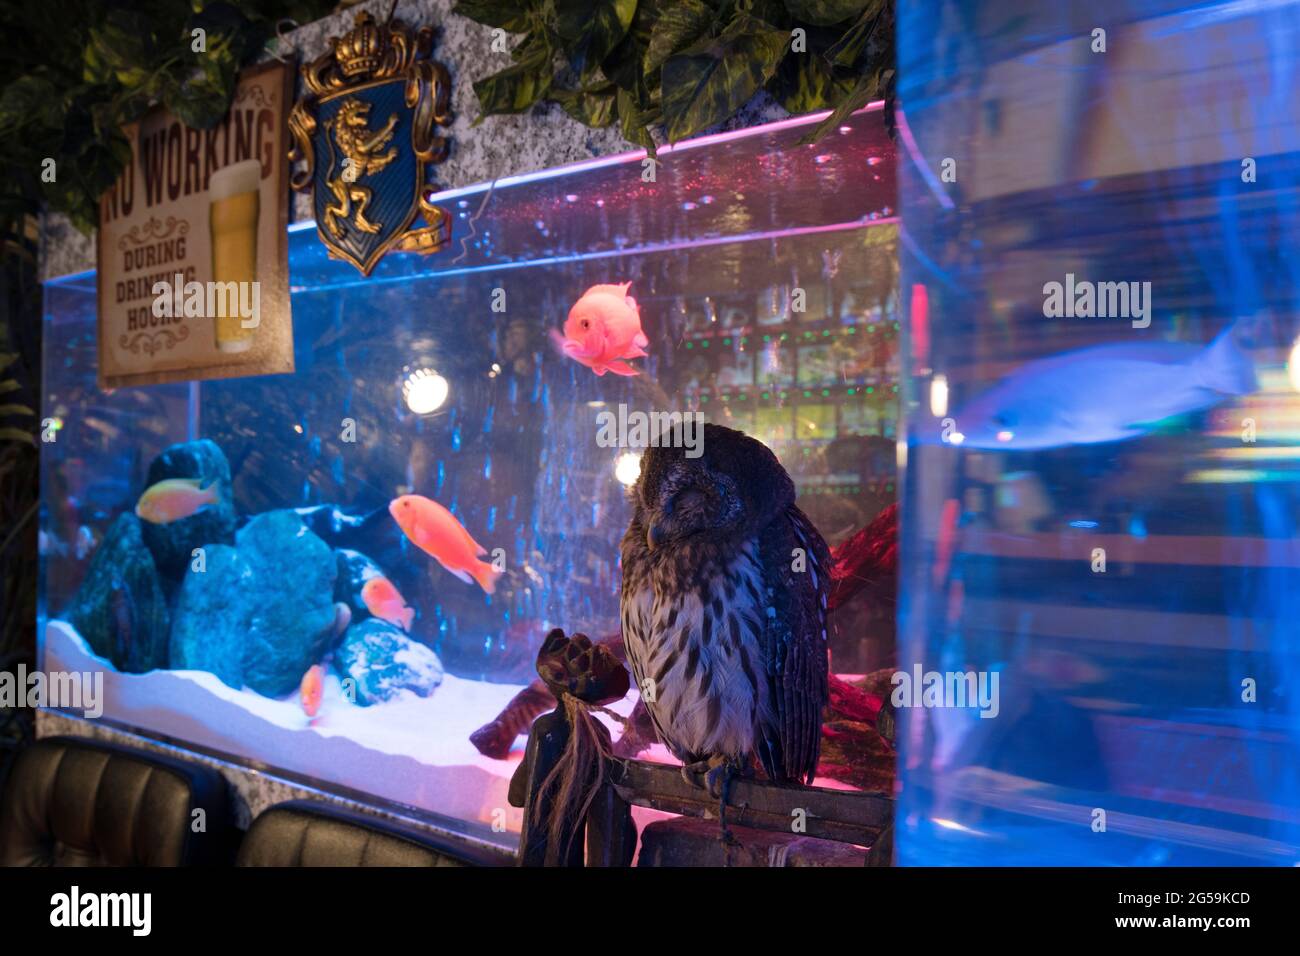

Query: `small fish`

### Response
(551, 282, 649, 377)
(135, 478, 219, 524)
(389, 494, 501, 594)
(361, 576, 415, 631)
(947, 324, 1257, 450)
(300, 664, 325, 718)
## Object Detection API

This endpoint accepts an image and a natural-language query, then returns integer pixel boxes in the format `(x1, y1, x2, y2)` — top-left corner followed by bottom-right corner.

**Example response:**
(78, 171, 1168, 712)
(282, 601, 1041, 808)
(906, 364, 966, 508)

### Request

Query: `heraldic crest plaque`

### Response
(288, 9, 453, 275)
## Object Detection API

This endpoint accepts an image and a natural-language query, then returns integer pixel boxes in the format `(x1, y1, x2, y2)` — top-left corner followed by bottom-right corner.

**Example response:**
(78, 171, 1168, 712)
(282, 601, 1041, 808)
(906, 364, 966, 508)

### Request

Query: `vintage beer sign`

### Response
(288, 10, 453, 276)
(97, 61, 294, 389)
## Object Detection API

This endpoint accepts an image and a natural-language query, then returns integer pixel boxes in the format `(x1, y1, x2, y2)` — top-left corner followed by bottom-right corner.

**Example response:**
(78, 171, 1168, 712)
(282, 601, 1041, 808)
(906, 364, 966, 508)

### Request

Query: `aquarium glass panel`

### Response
(41, 110, 899, 846)
(898, 1, 1300, 865)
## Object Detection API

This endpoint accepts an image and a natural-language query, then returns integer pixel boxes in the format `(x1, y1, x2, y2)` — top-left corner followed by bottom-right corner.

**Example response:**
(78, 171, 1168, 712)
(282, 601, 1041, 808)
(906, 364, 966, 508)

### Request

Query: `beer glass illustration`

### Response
(208, 159, 261, 353)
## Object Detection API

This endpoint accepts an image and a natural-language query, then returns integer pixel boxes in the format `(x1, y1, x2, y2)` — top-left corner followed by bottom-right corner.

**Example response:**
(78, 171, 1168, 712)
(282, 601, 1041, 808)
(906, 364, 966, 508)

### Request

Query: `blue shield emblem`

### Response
(313, 81, 419, 274)
(288, 11, 453, 276)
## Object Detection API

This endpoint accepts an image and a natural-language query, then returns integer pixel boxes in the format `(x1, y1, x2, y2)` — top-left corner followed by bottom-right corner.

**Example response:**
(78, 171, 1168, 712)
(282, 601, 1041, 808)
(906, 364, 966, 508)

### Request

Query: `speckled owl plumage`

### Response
(620, 423, 831, 786)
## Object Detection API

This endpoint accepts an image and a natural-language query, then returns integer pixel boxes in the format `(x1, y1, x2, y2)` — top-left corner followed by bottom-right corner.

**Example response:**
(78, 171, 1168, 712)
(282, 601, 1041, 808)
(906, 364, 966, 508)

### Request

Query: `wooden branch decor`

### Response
(508, 628, 633, 867)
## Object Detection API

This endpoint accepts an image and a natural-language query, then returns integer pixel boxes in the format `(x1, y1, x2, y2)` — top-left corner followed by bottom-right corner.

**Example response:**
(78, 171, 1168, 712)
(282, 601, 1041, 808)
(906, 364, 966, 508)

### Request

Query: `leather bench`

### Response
(236, 800, 501, 867)
(0, 735, 235, 866)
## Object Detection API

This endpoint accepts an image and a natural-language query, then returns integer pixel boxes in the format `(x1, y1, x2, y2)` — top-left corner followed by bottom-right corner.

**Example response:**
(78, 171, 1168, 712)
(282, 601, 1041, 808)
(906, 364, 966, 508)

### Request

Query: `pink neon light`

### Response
(414, 102, 889, 207)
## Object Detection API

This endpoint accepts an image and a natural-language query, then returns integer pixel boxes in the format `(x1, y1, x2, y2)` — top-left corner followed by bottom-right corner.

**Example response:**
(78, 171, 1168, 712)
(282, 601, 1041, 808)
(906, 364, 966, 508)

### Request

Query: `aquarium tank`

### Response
(898, 1, 1300, 864)
(40, 109, 899, 849)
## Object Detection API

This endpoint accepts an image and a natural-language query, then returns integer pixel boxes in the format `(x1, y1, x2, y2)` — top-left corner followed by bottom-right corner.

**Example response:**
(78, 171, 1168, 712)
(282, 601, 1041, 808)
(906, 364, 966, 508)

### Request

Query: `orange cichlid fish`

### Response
(135, 478, 219, 524)
(361, 576, 415, 631)
(551, 282, 649, 377)
(300, 664, 325, 718)
(389, 494, 501, 594)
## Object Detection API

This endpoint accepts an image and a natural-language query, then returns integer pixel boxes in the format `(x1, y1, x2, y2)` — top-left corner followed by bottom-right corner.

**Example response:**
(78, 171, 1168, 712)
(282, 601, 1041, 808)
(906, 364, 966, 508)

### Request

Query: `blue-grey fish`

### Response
(947, 325, 1256, 450)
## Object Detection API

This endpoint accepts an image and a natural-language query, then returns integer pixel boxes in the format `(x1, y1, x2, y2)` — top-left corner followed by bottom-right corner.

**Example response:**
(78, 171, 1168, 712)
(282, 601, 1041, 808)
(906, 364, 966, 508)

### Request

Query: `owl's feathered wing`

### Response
(754, 505, 831, 785)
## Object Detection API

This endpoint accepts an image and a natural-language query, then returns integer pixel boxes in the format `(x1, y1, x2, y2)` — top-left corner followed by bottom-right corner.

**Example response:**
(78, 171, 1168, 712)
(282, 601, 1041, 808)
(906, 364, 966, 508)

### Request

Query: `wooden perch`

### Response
(610, 759, 893, 846)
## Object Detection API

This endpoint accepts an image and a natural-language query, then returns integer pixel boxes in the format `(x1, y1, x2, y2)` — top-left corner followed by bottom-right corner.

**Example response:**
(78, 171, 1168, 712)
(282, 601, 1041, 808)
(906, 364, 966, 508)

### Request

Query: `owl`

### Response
(620, 423, 830, 814)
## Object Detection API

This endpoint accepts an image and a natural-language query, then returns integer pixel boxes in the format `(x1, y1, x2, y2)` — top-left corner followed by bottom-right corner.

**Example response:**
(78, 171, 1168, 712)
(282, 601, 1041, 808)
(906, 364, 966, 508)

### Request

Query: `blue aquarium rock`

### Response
(237, 510, 339, 696)
(334, 547, 384, 623)
(64, 512, 170, 672)
(296, 504, 441, 652)
(169, 545, 252, 688)
(139, 439, 238, 598)
(333, 619, 444, 706)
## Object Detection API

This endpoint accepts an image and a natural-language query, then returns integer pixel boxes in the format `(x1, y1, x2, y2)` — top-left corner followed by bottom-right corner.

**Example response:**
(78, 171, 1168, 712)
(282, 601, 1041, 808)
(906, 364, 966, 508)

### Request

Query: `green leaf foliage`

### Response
(782, 0, 872, 28)
(554, 0, 637, 77)
(824, 0, 890, 68)
(554, 82, 620, 127)
(661, 14, 789, 143)
(617, 88, 660, 150)
(773, 47, 856, 115)
(0, 428, 36, 446)
(452, 0, 536, 33)
(800, 66, 892, 143)
(0, 0, 337, 235)
(457, 0, 896, 150)
(645, 0, 715, 76)
(472, 41, 554, 120)
(602, 0, 664, 94)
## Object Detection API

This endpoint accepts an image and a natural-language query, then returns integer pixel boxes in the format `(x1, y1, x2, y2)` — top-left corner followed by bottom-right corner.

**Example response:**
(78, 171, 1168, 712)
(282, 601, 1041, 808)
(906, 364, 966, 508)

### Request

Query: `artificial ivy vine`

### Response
(455, 0, 896, 150)
(0, 0, 335, 236)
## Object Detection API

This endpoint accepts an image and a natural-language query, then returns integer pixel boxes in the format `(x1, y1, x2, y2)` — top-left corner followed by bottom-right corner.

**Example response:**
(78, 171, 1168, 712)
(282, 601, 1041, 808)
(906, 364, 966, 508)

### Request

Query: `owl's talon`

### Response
(704, 761, 732, 800)
(680, 760, 712, 789)
(716, 763, 740, 848)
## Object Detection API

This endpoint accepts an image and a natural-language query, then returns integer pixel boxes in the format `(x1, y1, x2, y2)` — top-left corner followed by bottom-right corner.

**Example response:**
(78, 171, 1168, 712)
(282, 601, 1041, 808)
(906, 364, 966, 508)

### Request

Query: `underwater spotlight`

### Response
(403, 368, 449, 414)
(615, 452, 642, 487)
(1289, 336, 1300, 392)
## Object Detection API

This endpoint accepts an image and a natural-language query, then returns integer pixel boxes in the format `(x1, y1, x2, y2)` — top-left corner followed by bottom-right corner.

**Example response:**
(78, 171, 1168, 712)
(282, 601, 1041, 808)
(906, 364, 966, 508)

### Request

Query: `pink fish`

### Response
(551, 282, 649, 376)
(135, 478, 219, 524)
(300, 664, 325, 718)
(389, 494, 501, 594)
(361, 576, 415, 631)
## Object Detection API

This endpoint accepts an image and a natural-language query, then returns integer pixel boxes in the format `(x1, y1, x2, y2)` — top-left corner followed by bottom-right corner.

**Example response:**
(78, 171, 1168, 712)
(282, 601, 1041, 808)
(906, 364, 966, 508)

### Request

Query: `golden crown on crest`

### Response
(334, 13, 388, 76)
(301, 10, 433, 95)
(287, 5, 454, 275)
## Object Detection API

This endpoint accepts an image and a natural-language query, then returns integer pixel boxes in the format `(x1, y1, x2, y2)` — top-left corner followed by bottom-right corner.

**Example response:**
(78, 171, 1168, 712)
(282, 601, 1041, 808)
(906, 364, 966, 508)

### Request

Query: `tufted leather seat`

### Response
(0, 736, 235, 866)
(237, 801, 497, 867)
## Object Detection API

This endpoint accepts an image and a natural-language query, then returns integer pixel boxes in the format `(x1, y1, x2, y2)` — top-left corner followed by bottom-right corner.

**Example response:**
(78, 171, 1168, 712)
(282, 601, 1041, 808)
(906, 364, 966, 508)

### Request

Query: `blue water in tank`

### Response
(897, 1, 1300, 864)
(39, 111, 901, 842)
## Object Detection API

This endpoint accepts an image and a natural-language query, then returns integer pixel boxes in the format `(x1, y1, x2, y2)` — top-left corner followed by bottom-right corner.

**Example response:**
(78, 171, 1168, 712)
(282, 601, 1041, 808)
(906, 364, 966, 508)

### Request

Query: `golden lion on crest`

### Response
(323, 99, 398, 239)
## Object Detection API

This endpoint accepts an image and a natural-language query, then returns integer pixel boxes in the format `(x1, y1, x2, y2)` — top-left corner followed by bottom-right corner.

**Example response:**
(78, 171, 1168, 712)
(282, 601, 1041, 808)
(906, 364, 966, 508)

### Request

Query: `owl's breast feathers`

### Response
(619, 507, 830, 784)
